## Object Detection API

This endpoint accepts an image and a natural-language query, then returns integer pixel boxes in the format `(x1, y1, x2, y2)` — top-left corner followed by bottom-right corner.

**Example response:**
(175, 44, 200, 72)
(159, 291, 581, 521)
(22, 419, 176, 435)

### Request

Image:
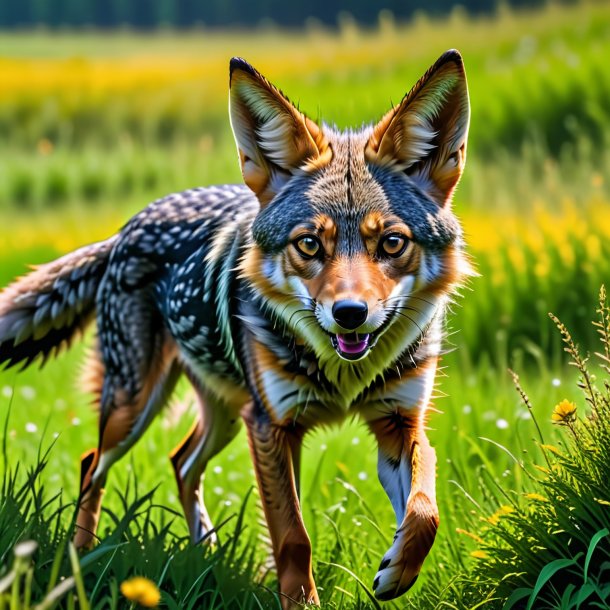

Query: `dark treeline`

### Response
(1, 0, 548, 29)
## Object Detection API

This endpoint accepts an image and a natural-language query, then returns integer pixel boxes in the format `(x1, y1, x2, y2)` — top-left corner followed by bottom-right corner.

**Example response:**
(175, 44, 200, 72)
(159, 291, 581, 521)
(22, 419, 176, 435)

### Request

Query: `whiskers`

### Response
(273, 293, 320, 336)
(381, 294, 436, 308)
(380, 295, 432, 338)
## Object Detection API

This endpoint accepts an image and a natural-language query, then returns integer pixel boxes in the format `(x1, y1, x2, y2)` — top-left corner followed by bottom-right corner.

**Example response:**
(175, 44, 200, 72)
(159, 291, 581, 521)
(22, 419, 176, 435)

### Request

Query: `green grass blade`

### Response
(45, 535, 68, 595)
(559, 583, 576, 610)
(319, 561, 381, 610)
(526, 555, 583, 610)
(79, 542, 127, 569)
(68, 543, 90, 610)
(504, 587, 533, 610)
(88, 546, 120, 603)
(575, 582, 596, 609)
(584, 528, 609, 584)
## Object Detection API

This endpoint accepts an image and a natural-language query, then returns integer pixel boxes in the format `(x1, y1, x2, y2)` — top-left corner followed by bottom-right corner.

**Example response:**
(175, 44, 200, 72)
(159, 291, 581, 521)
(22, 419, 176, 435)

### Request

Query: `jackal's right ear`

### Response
(229, 58, 331, 206)
(365, 50, 470, 207)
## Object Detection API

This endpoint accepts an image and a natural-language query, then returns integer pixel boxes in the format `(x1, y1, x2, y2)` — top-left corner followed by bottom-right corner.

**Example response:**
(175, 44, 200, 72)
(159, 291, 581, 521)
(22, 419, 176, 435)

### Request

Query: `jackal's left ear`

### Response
(229, 58, 331, 206)
(365, 50, 470, 206)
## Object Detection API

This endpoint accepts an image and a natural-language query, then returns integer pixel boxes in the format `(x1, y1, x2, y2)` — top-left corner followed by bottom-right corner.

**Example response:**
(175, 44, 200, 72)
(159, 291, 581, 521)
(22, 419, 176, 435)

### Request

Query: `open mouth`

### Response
(331, 332, 372, 361)
(326, 310, 397, 362)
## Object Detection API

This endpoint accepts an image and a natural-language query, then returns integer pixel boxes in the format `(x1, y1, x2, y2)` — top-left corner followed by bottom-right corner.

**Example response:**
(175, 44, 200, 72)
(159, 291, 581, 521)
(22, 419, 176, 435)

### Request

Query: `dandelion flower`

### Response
(120, 576, 161, 608)
(552, 399, 577, 425)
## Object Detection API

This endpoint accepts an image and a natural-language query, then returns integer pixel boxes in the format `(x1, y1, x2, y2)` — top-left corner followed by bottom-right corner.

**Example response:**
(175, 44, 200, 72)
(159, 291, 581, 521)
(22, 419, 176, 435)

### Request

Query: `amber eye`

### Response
(380, 233, 408, 258)
(294, 235, 322, 259)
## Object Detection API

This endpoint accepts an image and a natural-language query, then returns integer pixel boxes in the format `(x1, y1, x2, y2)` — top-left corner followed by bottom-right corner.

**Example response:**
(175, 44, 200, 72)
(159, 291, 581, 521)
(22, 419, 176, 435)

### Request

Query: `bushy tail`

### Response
(0, 236, 118, 369)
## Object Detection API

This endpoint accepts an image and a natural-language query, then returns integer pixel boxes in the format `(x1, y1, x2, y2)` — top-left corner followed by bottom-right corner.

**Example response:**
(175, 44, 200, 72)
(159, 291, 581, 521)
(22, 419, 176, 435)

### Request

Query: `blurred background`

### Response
(1, 1, 610, 607)
(1, 0, 608, 358)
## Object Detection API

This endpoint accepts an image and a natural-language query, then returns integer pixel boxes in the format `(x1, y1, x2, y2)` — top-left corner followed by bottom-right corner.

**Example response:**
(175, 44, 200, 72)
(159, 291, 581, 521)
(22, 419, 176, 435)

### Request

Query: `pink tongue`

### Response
(336, 333, 370, 354)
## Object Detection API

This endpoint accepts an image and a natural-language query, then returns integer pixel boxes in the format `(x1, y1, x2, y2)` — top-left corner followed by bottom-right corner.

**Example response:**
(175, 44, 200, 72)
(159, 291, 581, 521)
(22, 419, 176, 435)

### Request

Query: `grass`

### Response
(446, 290, 610, 609)
(0, 445, 281, 609)
(0, 332, 578, 608)
(1, 1, 610, 607)
(1, 2, 609, 360)
(1, 302, 603, 608)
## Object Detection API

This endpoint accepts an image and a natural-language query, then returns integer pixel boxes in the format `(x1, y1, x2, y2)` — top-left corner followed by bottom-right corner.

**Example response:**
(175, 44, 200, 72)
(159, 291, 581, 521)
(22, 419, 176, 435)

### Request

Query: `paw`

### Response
(279, 581, 319, 610)
(372, 544, 420, 600)
(372, 491, 439, 600)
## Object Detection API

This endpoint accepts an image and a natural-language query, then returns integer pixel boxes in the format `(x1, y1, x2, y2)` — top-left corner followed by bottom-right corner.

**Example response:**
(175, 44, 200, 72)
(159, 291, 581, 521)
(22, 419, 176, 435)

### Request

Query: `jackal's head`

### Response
(232, 52, 471, 369)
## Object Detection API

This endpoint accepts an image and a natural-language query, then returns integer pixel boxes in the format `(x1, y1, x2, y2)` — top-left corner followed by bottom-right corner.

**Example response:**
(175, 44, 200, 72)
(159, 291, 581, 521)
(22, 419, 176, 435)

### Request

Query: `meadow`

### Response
(1, 2, 610, 608)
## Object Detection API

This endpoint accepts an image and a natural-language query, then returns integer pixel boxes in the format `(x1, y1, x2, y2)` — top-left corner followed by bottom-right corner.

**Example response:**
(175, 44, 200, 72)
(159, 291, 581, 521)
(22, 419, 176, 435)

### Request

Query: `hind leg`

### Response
(75, 287, 181, 548)
(170, 374, 244, 544)
(75, 353, 181, 548)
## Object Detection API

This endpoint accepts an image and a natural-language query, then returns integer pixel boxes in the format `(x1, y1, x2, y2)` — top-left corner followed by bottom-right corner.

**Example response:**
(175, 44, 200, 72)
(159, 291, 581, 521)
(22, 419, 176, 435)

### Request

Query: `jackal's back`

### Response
(95, 185, 258, 393)
(0, 184, 259, 376)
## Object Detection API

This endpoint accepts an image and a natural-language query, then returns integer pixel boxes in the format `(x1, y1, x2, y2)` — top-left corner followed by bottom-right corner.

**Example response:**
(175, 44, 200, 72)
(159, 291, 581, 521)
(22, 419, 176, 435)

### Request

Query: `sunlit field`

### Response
(1, 2, 610, 608)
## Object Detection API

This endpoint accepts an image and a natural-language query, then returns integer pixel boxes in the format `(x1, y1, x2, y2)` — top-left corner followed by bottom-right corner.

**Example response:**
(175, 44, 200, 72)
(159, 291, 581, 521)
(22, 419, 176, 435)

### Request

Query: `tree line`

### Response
(0, 0, 551, 29)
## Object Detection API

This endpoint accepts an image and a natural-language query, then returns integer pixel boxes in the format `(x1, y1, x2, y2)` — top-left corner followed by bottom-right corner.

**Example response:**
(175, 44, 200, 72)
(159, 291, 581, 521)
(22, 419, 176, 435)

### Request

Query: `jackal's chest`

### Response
(247, 333, 437, 426)
(252, 359, 436, 426)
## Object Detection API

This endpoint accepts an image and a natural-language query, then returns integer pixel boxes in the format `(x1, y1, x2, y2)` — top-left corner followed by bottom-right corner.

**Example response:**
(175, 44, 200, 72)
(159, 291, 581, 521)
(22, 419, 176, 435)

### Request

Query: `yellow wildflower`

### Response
(524, 493, 548, 502)
(456, 528, 484, 544)
(487, 504, 515, 525)
(552, 399, 577, 425)
(120, 577, 161, 608)
(540, 444, 563, 455)
(470, 550, 489, 559)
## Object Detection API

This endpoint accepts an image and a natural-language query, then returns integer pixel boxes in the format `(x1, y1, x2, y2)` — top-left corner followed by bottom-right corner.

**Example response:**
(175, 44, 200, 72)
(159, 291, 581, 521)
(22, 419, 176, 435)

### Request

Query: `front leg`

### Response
(367, 409, 439, 600)
(242, 403, 318, 609)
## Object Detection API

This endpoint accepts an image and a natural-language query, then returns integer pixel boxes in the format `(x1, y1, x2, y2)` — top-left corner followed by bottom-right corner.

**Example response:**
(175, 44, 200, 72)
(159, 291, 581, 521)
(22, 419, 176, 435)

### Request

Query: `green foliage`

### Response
(1, 3, 610, 167)
(0, 432, 279, 609)
(455, 288, 610, 608)
(0, 329, 577, 609)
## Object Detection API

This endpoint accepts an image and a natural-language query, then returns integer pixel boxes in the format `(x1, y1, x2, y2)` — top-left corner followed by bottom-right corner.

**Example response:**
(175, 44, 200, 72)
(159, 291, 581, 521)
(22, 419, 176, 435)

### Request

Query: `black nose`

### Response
(332, 300, 368, 330)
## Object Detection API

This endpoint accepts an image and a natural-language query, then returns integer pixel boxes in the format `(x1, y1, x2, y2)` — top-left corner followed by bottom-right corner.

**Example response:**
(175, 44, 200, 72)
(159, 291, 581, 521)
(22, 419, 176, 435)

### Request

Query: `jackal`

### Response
(0, 50, 470, 607)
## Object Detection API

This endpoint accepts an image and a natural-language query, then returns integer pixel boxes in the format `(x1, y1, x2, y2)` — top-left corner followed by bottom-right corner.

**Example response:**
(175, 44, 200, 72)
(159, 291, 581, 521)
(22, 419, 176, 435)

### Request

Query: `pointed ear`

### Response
(365, 50, 470, 206)
(229, 58, 331, 206)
